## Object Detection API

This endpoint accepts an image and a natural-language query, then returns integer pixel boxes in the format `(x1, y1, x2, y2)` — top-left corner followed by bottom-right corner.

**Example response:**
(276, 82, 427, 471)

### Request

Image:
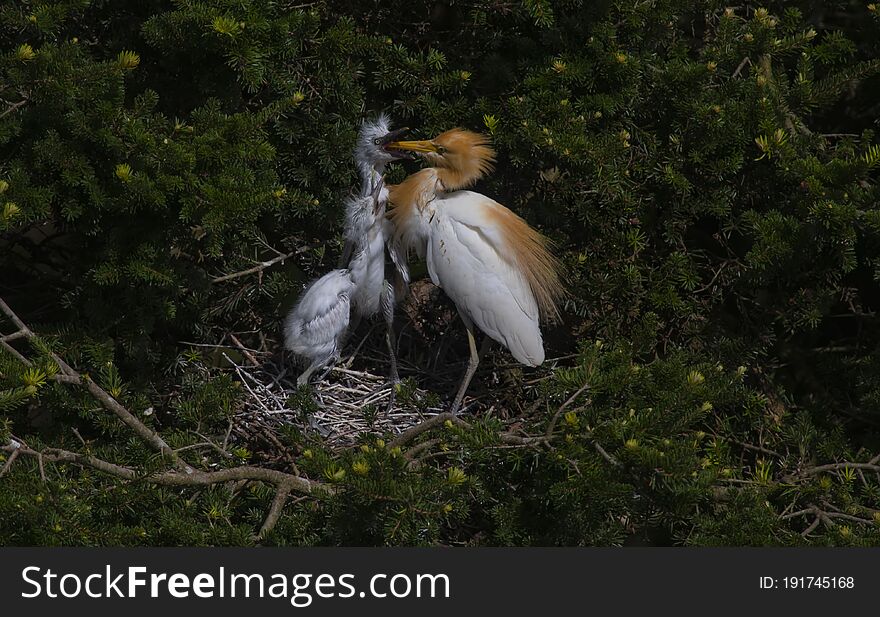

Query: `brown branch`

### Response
(0, 446, 20, 477)
(801, 516, 821, 537)
(389, 413, 471, 449)
(733, 440, 783, 459)
(258, 483, 293, 539)
(0, 296, 32, 333)
(53, 373, 187, 470)
(228, 333, 260, 367)
(592, 440, 621, 467)
(0, 296, 332, 539)
(823, 511, 875, 525)
(498, 433, 548, 446)
(545, 381, 590, 440)
(211, 252, 295, 284)
(1, 442, 328, 497)
(0, 97, 28, 120)
(0, 330, 27, 343)
(801, 461, 880, 476)
(1, 296, 190, 471)
(781, 507, 815, 520)
(404, 437, 443, 461)
(391, 412, 548, 458)
(782, 503, 875, 537)
(731, 56, 751, 79)
(0, 339, 31, 366)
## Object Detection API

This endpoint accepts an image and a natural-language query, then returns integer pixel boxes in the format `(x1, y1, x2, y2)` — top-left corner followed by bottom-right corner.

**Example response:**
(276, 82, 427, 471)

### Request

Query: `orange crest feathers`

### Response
(432, 129, 496, 190)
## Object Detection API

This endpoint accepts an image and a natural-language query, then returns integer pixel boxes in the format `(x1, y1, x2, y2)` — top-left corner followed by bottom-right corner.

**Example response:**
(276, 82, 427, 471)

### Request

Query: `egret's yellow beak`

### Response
(385, 139, 439, 153)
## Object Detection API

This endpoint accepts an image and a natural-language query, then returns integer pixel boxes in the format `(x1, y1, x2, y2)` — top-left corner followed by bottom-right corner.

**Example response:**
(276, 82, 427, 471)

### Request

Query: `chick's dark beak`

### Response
(380, 127, 415, 159)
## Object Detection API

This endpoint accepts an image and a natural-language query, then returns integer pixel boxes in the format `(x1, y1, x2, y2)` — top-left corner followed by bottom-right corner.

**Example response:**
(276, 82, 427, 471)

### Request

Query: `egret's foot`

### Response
(314, 353, 341, 384)
(385, 384, 397, 413)
(384, 374, 400, 413)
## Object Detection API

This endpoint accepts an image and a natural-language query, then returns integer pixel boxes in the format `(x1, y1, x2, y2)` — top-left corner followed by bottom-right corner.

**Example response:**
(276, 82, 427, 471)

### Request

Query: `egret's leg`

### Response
(296, 359, 322, 387)
(380, 280, 400, 412)
(450, 319, 480, 415)
(382, 280, 400, 384)
(338, 240, 354, 268)
(315, 350, 341, 383)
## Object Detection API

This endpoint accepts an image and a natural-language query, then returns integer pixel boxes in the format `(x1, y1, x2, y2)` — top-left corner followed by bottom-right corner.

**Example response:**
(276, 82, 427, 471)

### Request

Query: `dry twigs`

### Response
(781, 503, 877, 537)
(211, 251, 296, 284)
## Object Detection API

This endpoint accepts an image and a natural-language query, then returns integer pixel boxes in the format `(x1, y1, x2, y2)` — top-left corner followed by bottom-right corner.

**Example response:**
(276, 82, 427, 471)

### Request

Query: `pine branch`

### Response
(390, 412, 550, 449)
(0, 441, 328, 496)
(1, 296, 190, 469)
(0, 296, 331, 539)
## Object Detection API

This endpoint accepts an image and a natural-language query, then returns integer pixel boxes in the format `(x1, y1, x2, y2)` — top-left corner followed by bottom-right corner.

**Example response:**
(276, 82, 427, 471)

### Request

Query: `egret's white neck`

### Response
(357, 161, 385, 197)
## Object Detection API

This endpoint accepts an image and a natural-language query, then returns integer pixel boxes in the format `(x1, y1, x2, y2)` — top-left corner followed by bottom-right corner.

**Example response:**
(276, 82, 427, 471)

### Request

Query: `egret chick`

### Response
(342, 115, 412, 382)
(283, 249, 367, 386)
(284, 115, 410, 386)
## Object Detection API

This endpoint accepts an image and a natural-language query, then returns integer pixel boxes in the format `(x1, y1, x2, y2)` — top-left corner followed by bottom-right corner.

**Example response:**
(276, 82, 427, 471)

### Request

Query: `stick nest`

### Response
(230, 356, 448, 449)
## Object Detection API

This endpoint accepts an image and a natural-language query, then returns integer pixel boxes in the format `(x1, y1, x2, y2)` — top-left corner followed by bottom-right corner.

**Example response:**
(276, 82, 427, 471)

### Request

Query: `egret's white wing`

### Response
(284, 269, 354, 361)
(426, 193, 544, 366)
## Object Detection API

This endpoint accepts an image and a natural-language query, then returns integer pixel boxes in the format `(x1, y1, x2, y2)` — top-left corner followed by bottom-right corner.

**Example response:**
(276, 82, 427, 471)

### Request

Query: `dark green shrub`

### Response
(2, 1, 880, 546)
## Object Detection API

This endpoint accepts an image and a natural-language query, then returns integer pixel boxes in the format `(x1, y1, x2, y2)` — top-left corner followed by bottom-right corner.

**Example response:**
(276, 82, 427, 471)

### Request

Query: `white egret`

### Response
(283, 250, 364, 385)
(284, 115, 411, 385)
(341, 115, 412, 382)
(386, 129, 563, 413)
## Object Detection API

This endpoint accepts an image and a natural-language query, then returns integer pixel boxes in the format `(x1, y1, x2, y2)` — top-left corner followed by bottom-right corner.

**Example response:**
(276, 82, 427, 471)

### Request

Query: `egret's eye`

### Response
(436, 145, 447, 154)
(373, 138, 382, 145)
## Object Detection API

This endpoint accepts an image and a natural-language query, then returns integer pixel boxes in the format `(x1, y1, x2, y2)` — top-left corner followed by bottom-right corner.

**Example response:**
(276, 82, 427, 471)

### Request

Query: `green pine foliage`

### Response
(2, 1, 880, 545)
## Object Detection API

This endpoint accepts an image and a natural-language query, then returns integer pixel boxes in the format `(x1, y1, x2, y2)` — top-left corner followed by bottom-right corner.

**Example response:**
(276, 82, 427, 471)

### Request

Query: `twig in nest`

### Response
(228, 333, 261, 367)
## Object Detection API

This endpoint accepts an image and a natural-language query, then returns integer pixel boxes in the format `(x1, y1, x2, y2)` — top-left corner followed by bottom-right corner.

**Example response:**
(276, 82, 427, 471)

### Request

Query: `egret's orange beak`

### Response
(385, 139, 439, 153)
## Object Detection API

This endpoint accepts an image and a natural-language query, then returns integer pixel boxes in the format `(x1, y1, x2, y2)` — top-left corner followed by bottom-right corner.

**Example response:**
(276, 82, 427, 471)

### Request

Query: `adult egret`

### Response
(386, 129, 563, 413)
(284, 115, 410, 385)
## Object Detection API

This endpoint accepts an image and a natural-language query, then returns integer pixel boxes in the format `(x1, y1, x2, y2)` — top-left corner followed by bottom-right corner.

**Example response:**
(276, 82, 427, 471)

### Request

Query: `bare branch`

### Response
(1, 296, 190, 471)
(388, 413, 471, 449)
(0, 97, 28, 120)
(801, 516, 821, 537)
(0, 339, 31, 365)
(592, 440, 621, 468)
(0, 296, 332, 539)
(0, 447, 20, 477)
(546, 381, 590, 440)
(732, 440, 783, 459)
(53, 373, 187, 471)
(229, 333, 260, 367)
(0, 442, 328, 497)
(259, 483, 293, 539)
(801, 461, 880, 476)
(211, 252, 295, 284)
(731, 56, 751, 79)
